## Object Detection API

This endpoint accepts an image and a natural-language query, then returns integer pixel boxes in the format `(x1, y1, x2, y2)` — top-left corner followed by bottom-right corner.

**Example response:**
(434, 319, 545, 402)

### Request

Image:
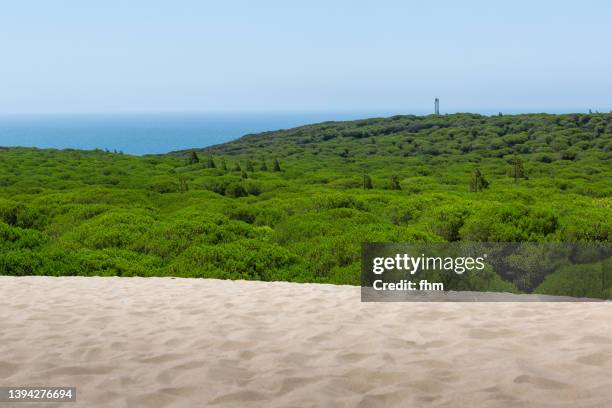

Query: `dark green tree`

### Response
(469, 168, 489, 192)
(273, 159, 281, 172)
(207, 155, 216, 169)
(241, 170, 249, 179)
(220, 157, 228, 171)
(232, 162, 242, 172)
(363, 174, 373, 189)
(390, 174, 401, 190)
(260, 160, 268, 171)
(188, 151, 199, 165)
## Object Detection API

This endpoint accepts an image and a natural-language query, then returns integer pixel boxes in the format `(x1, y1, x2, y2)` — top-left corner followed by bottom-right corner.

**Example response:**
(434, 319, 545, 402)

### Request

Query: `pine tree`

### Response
(220, 157, 228, 171)
(363, 174, 373, 189)
(241, 170, 248, 179)
(188, 151, 200, 165)
(390, 175, 401, 190)
(207, 155, 216, 169)
(260, 160, 268, 171)
(246, 159, 255, 172)
(273, 159, 281, 172)
(232, 162, 242, 172)
(469, 168, 489, 192)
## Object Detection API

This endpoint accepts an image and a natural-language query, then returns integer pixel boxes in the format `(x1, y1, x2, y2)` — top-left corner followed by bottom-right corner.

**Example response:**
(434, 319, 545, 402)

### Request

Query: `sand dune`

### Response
(1, 276, 611, 407)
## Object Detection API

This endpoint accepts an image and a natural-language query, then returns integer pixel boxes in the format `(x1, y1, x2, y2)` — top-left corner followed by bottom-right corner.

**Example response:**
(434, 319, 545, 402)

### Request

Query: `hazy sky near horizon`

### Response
(1, 0, 611, 114)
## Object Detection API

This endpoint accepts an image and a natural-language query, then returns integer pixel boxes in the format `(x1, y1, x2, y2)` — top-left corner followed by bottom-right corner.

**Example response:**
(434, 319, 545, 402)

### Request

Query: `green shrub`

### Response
(168, 239, 298, 280)
(534, 259, 611, 299)
(225, 182, 248, 198)
(147, 176, 181, 193)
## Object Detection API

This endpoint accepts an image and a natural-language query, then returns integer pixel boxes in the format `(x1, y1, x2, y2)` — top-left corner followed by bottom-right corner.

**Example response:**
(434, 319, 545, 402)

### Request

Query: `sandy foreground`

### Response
(1, 277, 611, 408)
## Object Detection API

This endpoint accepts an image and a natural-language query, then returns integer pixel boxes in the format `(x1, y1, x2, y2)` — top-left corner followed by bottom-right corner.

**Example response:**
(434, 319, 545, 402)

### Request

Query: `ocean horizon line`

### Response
(0, 107, 605, 117)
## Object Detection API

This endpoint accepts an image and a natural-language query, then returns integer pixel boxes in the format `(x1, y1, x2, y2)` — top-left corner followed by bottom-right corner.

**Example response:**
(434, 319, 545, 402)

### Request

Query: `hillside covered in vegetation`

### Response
(1, 113, 611, 297)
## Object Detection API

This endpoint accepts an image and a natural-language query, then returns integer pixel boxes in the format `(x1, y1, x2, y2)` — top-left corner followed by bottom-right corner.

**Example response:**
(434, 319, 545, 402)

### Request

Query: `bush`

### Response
(429, 205, 470, 241)
(62, 210, 156, 250)
(168, 239, 299, 280)
(0, 199, 42, 228)
(534, 259, 611, 299)
(147, 176, 181, 193)
(225, 182, 248, 198)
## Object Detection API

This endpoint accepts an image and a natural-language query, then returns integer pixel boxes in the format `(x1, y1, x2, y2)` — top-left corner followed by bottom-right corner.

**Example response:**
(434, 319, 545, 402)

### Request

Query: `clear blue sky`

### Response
(1, 0, 611, 114)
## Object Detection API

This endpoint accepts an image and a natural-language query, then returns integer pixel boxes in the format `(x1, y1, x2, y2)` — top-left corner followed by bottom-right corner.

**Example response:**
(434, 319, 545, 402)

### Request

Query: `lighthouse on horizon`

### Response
(434, 98, 440, 115)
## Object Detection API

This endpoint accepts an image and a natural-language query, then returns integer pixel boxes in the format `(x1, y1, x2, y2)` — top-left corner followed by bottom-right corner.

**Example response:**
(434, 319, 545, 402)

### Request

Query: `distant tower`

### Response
(434, 98, 440, 115)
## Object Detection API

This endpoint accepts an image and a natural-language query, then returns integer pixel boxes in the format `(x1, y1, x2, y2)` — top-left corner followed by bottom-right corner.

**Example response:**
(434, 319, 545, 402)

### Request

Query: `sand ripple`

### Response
(1, 276, 611, 407)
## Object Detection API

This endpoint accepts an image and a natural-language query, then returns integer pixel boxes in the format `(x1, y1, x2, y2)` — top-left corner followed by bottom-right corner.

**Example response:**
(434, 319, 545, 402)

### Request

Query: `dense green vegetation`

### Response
(1, 113, 611, 296)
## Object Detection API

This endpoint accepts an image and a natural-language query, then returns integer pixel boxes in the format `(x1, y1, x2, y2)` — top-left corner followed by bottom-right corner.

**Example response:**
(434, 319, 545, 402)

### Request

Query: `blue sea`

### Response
(0, 111, 415, 155)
